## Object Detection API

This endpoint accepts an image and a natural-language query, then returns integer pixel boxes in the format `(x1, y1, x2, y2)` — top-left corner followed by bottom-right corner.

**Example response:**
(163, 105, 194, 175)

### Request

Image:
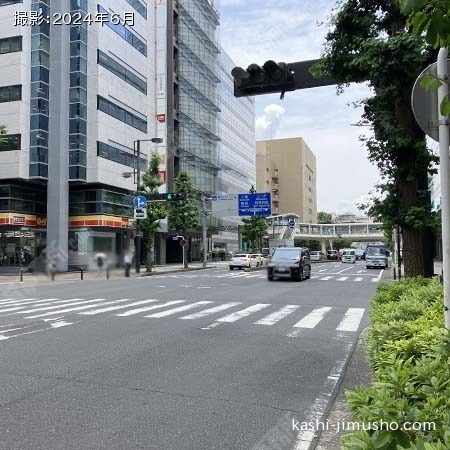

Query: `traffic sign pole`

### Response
(438, 48, 450, 328)
(135, 140, 141, 274)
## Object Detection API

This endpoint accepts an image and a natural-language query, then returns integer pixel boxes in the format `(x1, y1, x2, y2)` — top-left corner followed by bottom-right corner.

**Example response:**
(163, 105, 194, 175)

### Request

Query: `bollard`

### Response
(51, 271, 55, 281)
(106, 267, 110, 280)
(393, 267, 396, 281)
(20, 269, 23, 282)
(80, 267, 84, 280)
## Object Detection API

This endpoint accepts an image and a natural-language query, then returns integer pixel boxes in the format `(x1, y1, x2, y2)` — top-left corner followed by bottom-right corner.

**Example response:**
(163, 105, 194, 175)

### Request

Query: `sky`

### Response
(219, 0, 380, 215)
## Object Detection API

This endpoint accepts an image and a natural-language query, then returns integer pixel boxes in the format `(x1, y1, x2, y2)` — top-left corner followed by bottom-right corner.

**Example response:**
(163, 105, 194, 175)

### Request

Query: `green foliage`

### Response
(317, 211, 333, 224)
(341, 278, 450, 450)
(242, 216, 267, 252)
(140, 153, 166, 271)
(314, 0, 438, 276)
(167, 171, 200, 233)
(294, 240, 321, 251)
(333, 239, 354, 250)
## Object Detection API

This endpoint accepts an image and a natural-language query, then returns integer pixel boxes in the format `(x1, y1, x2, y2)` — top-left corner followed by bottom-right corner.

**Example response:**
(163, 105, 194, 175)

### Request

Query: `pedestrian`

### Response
(95, 252, 105, 276)
(124, 252, 132, 278)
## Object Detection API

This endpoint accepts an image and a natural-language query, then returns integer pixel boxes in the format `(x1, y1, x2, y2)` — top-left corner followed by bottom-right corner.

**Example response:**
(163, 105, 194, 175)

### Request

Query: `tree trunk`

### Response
(146, 236, 153, 272)
(402, 227, 423, 277)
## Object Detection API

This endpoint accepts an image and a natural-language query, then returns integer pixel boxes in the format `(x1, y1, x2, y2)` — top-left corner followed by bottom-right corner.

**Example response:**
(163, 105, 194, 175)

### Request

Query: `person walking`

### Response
(124, 252, 132, 278)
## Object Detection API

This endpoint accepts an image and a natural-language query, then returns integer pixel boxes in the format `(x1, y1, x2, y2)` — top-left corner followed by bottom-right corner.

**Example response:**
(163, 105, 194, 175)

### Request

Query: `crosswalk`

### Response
(0, 296, 366, 340)
(147, 271, 380, 283)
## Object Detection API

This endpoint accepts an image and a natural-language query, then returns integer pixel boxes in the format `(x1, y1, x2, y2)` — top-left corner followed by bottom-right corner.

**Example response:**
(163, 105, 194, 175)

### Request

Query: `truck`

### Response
(365, 244, 389, 269)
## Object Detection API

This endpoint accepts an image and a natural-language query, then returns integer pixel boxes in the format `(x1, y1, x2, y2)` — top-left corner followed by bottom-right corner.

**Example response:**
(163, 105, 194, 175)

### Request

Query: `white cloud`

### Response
(255, 104, 286, 140)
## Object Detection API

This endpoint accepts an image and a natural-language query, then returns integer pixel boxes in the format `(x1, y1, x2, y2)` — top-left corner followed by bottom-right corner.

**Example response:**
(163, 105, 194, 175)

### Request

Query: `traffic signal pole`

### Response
(135, 140, 141, 274)
(437, 48, 450, 328)
(202, 195, 207, 268)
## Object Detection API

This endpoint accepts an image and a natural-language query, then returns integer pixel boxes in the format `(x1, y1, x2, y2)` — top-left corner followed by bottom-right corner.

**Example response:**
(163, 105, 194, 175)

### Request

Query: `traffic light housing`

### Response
(147, 193, 186, 201)
(231, 60, 295, 98)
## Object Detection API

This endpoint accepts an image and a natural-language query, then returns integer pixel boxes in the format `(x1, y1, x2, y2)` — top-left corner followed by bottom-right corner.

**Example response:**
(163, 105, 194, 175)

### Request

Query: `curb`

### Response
(138, 266, 220, 277)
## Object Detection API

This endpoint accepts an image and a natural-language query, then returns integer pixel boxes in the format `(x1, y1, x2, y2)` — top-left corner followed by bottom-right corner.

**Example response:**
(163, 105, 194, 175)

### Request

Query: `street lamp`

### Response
(122, 137, 163, 274)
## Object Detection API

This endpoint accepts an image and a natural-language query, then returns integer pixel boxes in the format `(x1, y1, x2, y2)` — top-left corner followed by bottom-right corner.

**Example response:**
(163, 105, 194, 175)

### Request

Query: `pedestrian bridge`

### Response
(266, 214, 385, 242)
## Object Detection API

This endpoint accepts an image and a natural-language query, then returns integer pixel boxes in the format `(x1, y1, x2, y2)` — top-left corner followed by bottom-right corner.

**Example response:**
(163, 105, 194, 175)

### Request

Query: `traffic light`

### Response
(231, 60, 295, 98)
(147, 193, 186, 201)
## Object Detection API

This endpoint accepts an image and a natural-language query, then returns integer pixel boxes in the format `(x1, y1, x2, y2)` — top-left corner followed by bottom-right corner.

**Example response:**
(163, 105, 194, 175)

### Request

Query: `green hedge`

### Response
(342, 278, 450, 450)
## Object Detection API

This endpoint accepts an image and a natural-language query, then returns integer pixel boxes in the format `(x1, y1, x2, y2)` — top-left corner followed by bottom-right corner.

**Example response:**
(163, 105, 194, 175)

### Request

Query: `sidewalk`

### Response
(0, 261, 228, 284)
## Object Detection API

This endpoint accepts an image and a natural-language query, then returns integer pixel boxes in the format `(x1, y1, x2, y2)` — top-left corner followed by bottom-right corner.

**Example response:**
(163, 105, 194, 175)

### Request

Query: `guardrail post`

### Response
(20, 269, 23, 282)
(80, 268, 84, 280)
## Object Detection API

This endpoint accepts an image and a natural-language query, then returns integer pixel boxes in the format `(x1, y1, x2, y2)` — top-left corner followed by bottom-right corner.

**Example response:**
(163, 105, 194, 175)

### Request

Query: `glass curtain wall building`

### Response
(175, 0, 221, 195)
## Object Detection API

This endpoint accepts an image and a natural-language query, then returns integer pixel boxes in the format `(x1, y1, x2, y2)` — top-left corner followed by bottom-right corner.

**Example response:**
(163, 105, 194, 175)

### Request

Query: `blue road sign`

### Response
(288, 219, 295, 228)
(172, 231, 178, 238)
(238, 192, 271, 216)
(134, 196, 147, 209)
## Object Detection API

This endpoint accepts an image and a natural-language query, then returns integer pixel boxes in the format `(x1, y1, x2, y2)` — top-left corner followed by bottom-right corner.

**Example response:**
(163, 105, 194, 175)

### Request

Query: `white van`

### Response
(341, 249, 356, 264)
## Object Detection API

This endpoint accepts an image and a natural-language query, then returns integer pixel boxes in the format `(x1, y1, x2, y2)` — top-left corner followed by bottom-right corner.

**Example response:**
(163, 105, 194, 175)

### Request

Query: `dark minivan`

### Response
(267, 247, 312, 281)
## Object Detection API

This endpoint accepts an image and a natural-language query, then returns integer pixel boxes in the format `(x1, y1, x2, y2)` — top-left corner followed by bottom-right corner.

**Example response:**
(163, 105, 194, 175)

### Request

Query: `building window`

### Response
(97, 5, 147, 56)
(0, 134, 20, 151)
(97, 50, 147, 94)
(0, 84, 21, 102)
(0, 0, 23, 5)
(125, 0, 146, 19)
(0, 36, 22, 54)
(97, 141, 146, 168)
(97, 96, 147, 132)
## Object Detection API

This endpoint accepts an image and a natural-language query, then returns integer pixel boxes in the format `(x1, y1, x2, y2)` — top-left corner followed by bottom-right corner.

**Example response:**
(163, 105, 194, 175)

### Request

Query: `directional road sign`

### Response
(288, 219, 296, 229)
(238, 193, 271, 216)
(134, 196, 147, 209)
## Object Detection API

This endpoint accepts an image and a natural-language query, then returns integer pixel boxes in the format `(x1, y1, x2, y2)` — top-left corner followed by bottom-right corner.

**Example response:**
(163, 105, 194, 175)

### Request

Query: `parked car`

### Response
(310, 251, 326, 262)
(229, 253, 253, 270)
(341, 249, 356, 264)
(250, 254, 263, 267)
(267, 247, 312, 281)
(327, 250, 340, 261)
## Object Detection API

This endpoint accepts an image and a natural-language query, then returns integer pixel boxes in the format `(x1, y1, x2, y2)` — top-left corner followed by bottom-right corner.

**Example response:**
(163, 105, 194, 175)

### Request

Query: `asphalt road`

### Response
(0, 261, 381, 450)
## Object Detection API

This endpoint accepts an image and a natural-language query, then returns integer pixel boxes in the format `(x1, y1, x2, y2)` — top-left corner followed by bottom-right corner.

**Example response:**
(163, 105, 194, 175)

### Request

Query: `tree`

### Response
(241, 216, 268, 251)
(294, 240, 321, 251)
(317, 212, 333, 224)
(167, 171, 201, 268)
(140, 153, 166, 272)
(313, 0, 438, 277)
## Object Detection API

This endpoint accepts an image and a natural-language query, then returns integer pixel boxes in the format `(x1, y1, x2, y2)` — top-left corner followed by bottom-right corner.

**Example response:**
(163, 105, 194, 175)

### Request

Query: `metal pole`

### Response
(202, 195, 207, 268)
(397, 225, 402, 281)
(135, 139, 141, 275)
(438, 48, 450, 327)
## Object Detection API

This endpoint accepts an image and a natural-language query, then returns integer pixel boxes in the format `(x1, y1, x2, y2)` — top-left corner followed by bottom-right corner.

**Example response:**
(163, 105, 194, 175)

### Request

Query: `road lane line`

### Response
(377, 269, 384, 281)
(0, 298, 61, 308)
(117, 300, 185, 317)
(336, 308, 365, 332)
(0, 298, 83, 312)
(180, 302, 241, 320)
(318, 269, 327, 273)
(145, 301, 213, 318)
(337, 277, 348, 281)
(254, 305, 301, 326)
(80, 299, 159, 315)
(354, 277, 363, 282)
(336, 266, 353, 274)
(291, 307, 332, 330)
(25, 299, 132, 318)
(320, 276, 333, 281)
(204, 304, 271, 327)
(16, 298, 103, 314)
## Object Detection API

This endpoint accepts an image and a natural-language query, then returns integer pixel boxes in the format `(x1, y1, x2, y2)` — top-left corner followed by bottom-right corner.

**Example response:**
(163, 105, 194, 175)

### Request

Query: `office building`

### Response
(0, 0, 157, 269)
(256, 137, 317, 223)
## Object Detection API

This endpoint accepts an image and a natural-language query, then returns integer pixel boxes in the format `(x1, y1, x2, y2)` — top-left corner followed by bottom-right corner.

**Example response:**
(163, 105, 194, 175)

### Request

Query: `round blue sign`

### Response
(134, 196, 147, 208)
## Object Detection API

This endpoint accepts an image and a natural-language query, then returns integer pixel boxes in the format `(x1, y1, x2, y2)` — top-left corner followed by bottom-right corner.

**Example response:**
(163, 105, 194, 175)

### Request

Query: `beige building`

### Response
(256, 138, 317, 223)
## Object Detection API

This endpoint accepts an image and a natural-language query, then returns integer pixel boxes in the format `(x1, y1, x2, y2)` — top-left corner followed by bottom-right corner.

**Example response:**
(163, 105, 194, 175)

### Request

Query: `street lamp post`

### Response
(123, 138, 163, 275)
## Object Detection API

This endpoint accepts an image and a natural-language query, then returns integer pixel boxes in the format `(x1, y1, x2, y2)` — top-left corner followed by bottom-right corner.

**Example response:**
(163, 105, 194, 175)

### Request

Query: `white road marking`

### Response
(336, 308, 365, 332)
(0, 298, 60, 308)
(336, 266, 353, 274)
(180, 302, 241, 320)
(310, 275, 319, 279)
(371, 278, 379, 283)
(291, 307, 332, 329)
(377, 269, 384, 281)
(0, 298, 82, 313)
(320, 276, 333, 281)
(25, 299, 131, 318)
(17, 298, 104, 314)
(80, 299, 159, 315)
(145, 301, 213, 318)
(319, 269, 327, 273)
(354, 277, 363, 282)
(291, 342, 353, 450)
(254, 305, 300, 325)
(196, 286, 211, 289)
(117, 300, 185, 317)
(205, 303, 271, 325)
(337, 277, 348, 281)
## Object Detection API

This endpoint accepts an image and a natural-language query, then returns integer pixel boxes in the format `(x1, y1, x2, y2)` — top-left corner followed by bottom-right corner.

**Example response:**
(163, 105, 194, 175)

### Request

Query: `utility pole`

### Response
(201, 195, 208, 268)
(437, 48, 450, 327)
(135, 140, 141, 274)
